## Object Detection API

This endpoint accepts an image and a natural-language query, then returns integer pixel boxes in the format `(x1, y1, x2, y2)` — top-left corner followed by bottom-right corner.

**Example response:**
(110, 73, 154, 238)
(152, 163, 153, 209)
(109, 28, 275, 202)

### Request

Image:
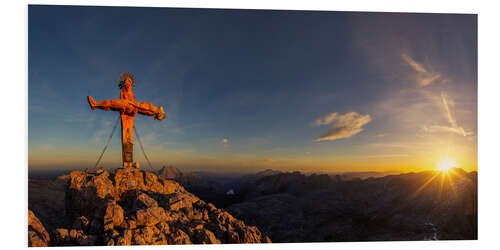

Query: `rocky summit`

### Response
(28, 167, 271, 246)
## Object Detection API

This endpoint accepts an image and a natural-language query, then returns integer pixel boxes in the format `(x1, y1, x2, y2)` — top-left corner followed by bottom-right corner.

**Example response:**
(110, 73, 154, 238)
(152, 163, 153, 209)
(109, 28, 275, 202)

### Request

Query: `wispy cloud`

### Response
(441, 92, 458, 128)
(401, 53, 442, 87)
(314, 112, 372, 142)
(423, 125, 472, 136)
(401, 54, 426, 73)
(401, 53, 473, 137)
(424, 92, 473, 136)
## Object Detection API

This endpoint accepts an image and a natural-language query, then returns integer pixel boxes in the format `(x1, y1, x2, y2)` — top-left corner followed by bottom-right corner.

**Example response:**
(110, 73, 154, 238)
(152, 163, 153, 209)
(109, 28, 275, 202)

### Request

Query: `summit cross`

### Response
(87, 72, 165, 168)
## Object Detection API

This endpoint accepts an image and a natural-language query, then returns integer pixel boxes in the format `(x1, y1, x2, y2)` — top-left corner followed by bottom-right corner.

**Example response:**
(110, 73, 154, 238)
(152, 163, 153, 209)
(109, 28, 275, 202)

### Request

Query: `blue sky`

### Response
(28, 6, 477, 173)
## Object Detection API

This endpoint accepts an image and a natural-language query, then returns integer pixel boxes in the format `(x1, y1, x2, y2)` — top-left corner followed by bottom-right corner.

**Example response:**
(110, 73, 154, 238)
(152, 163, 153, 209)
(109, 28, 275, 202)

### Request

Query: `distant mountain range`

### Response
(227, 168, 477, 242)
(330, 171, 401, 181)
(156, 166, 476, 242)
(28, 166, 477, 245)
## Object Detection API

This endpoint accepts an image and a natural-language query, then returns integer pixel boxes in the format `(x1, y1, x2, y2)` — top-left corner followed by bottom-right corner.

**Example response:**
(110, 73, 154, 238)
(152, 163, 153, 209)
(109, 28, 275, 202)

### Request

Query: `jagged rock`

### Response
(28, 209, 50, 247)
(113, 168, 185, 197)
(28, 231, 46, 247)
(137, 226, 156, 244)
(159, 192, 199, 211)
(116, 229, 133, 246)
(103, 201, 124, 230)
(168, 229, 192, 244)
(119, 190, 159, 212)
(32, 168, 270, 246)
(156, 222, 170, 234)
(126, 218, 137, 230)
(153, 233, 169, 245)
(132, 230, 146, 245)
(226, 230, 240, 243)
(136, 207, 167, 227)
(138, 192, 159, 208)
(240, 226, 264, 243)
(185, 208, 204, 220)
(206, 223, 226, 239)
(192, 229, 221, 244)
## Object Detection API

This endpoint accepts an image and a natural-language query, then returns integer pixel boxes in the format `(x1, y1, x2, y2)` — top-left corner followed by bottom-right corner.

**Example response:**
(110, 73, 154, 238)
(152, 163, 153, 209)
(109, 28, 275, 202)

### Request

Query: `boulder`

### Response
(115, 229, 133, 246)
(192, 229, 221, 244)
(103, 201, 124, 230)
(156, 222, 170, 234)
(138, 192, 159, 208)
(120, 190, 159, 212)
(168, 229, 192, 244)
(136, 207, 167, 227)
(158, 192, 199, 211)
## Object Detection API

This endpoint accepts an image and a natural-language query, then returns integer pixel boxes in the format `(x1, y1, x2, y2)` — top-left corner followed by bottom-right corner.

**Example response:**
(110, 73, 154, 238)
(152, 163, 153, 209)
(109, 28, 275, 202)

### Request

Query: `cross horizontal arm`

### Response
(87, 96, 165, 120)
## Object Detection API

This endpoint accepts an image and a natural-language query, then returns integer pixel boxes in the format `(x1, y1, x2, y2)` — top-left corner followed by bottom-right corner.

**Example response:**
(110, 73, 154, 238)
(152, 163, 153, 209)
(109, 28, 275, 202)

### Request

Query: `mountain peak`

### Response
(158, 165, 183, 179)
(29, 167, 271, 246)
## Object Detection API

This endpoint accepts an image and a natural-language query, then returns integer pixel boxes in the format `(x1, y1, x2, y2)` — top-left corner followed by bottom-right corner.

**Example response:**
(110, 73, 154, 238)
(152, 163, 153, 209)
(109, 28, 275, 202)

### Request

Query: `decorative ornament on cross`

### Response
(87, 72, 165, 168)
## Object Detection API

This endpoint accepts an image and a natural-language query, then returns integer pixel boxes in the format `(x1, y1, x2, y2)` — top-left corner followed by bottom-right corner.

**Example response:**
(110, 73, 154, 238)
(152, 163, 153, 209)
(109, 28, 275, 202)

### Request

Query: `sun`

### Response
(436, 158, 457, 172)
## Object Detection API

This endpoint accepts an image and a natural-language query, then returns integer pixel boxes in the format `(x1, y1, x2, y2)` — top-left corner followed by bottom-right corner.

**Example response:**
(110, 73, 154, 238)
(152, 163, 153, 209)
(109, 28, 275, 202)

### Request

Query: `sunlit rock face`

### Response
(28, 209, 51, 247)
(32, 168, 271, 246)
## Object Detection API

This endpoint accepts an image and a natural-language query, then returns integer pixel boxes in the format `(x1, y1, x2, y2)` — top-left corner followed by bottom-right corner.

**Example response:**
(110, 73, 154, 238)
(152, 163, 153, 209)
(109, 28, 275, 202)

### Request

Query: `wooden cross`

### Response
(87, 72, 165, 168)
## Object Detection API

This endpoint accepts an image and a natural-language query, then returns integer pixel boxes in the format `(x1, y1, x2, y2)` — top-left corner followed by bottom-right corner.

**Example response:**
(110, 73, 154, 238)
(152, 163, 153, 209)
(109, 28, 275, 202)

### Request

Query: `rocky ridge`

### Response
(227, 169, 477, 242)
(28, 209, 51, 247)
(28, 167, 271, 246)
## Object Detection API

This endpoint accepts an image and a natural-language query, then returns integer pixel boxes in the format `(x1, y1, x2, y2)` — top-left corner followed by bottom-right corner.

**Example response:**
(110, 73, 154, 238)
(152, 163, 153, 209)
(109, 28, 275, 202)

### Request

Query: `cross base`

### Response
(122, 162, 140, 169)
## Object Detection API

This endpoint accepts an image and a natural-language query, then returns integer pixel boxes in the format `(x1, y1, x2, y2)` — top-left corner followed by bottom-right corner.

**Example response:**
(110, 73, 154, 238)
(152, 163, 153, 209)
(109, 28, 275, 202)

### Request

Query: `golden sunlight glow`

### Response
(436, 158, 457, 172)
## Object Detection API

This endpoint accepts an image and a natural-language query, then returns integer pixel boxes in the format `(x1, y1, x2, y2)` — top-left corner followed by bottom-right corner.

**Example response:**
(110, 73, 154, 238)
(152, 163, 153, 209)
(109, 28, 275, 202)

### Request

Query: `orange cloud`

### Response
(314, 112, 372, 142)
